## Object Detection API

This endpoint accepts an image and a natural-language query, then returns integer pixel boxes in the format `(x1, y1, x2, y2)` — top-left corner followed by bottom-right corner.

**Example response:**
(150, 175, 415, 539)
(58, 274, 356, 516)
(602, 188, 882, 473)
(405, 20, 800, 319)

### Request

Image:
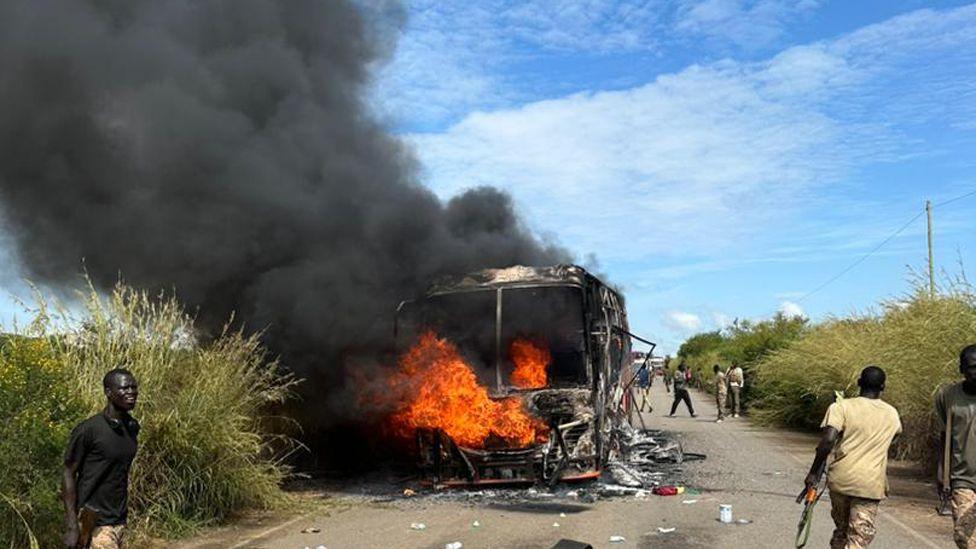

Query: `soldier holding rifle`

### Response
(799, 366, 901, 549)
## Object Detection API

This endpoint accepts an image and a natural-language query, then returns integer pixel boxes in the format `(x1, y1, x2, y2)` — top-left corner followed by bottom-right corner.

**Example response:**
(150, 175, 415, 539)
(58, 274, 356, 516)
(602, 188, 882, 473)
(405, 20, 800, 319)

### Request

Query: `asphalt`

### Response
(176, 382, 956, 549)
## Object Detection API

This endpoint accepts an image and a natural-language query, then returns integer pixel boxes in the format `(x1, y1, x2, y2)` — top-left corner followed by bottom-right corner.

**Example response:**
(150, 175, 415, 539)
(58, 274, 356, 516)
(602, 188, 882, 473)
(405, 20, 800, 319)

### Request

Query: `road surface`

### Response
(176, 382, 955, 548)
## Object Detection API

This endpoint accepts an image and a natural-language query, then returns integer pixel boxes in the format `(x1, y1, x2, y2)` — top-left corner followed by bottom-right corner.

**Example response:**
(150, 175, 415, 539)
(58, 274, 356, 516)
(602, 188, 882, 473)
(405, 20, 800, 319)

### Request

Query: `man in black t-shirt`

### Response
(62, 368, 139, 549)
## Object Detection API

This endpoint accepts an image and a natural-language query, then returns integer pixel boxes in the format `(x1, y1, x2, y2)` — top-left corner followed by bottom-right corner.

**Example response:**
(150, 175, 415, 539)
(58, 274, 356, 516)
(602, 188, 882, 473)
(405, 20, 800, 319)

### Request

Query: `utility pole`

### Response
(927, 200, 935, 297)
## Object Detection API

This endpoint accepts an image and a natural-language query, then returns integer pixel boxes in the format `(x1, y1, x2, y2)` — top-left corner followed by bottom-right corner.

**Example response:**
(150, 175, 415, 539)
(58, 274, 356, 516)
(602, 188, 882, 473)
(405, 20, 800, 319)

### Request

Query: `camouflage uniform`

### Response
(828, 491, 878, 549)
(715, 371, 728, 420)
(90, 525, 126, 549)
(952, 488, 976, 548)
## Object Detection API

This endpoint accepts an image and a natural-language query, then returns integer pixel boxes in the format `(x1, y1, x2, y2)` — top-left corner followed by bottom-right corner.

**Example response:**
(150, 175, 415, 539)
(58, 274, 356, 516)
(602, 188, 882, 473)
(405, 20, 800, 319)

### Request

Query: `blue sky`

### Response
(1, 1, 975, 355)
(370, 0, 976, 354)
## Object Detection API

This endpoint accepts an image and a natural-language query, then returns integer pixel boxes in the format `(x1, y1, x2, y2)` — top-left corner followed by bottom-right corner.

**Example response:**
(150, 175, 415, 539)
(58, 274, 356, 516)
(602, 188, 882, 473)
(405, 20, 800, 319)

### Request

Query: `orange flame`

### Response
(388, 331, 546, 448)
(509, 337, 549, 389)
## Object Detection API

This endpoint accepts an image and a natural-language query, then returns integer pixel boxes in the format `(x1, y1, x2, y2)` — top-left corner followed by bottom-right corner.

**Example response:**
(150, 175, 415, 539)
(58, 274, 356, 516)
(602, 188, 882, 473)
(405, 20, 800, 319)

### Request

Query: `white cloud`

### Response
(675, 0, 822, 50)
(665, 310, 702, 332)
(371, 0, 664, 126)
(406, 5, 976, 262)
(778, 300, 804, 317)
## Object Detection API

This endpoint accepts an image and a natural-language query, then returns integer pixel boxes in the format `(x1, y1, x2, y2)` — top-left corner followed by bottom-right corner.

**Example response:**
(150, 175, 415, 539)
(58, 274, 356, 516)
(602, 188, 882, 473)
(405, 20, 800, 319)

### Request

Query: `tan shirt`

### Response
(728, 367, 744, 387)
(715, 371, 727, 394)
(822, 396, 902, 500)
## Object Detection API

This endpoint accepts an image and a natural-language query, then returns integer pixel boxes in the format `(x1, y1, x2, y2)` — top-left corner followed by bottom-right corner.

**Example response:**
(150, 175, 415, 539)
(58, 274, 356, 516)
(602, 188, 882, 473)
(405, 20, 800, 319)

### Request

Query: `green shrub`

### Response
(0, 283, 296, 546)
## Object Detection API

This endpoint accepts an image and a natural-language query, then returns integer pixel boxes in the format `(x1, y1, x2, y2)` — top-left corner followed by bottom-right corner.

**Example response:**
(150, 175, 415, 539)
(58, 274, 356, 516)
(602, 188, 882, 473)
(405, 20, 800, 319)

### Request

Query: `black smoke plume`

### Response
(0, 0, 568, 448)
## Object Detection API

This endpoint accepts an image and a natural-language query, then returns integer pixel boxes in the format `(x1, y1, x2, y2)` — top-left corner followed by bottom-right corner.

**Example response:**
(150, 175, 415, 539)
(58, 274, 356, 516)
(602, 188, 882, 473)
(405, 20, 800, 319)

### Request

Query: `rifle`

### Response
(795, 462, 827, 548)
(78, 505, 98, 549)
(938, 398, 953, 516)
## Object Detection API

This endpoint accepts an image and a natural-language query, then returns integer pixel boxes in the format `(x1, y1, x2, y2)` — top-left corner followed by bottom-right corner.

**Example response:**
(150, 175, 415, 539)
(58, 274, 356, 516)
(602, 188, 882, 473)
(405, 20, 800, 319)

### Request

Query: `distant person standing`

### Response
(728, 362, 745, 417)
(714, 364, 728, 423)
(668, 363, 696, 417)
(62, 369, 140, 549)
(935, 344, 976, 549)
(799, 366, 901, 549)
(635, 363, 651, 412)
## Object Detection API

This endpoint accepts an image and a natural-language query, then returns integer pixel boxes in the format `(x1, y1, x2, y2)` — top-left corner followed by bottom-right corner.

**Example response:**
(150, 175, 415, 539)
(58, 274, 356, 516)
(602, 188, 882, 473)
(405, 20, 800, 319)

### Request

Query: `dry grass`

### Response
(1, 282, 297, 546)
(751, 282, 976, 463)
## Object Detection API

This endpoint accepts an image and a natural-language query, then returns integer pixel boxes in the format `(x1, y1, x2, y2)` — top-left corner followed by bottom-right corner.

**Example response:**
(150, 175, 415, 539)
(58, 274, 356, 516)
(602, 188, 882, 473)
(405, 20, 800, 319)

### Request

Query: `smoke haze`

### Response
(0, 0, 568, 430)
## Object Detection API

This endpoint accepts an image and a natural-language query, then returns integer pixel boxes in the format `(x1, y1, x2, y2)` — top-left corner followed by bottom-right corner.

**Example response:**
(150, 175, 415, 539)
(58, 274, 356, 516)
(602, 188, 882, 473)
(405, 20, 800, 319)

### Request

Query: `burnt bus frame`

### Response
(394, 265, 633, 486)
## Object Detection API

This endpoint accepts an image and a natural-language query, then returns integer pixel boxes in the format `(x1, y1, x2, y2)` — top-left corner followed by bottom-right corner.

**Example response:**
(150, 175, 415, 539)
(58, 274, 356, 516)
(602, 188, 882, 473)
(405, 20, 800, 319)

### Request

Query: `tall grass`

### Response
(751, 281, 976, 462)
(0, 283, 296, 546)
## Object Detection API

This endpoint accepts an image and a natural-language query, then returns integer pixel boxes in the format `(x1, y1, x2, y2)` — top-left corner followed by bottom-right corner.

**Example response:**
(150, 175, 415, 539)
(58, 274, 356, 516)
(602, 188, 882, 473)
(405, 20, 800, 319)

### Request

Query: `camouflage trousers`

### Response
(716, 390, 727, 419)
(90, 524, 125, 549)
(829, 491, 879, 549)
(952, 488, 976, 548)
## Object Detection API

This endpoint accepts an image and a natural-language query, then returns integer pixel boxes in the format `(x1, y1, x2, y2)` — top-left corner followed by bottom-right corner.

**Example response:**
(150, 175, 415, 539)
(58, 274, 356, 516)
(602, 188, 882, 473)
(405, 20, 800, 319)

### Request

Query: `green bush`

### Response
(0, 283, 296, 546)
(676, 314, 808, 401)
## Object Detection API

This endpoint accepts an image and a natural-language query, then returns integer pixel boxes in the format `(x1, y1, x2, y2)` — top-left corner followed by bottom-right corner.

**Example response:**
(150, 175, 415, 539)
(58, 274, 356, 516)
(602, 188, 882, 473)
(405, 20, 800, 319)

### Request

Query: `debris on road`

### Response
(445, 542, 463, 549)
(553, 522, 561, 527)
(736, 519, 753, 525)
(472, 520, 480, 527)
(681, 499, 698, 504)
(652, 485, 685, 496)
(410, 523, 427, 530)
(301, 527, 321, 534)
(403, 488, 416, 497)
(657, 527, 676, 533)
(609, 535, 626, 543)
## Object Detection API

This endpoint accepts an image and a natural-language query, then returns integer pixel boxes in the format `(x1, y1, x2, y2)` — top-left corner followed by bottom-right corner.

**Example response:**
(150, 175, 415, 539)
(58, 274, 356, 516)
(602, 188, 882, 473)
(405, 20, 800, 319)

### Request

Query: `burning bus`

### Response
(390, 265, 640, 486)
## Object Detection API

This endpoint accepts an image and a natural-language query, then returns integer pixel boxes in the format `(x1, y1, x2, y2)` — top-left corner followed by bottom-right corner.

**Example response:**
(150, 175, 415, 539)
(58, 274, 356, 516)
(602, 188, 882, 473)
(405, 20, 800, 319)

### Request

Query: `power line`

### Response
(797, 209, 925, 303)
(795, 188, 976, 305)
(933, 188, 976, 209)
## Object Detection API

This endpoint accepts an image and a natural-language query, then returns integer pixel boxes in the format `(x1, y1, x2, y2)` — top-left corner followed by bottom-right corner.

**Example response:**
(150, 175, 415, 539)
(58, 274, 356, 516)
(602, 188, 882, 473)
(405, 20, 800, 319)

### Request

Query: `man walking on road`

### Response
(714, 364, 728, 423)
(935, 344, 976, 549)
(668, 362, 696, 417)
(728, 362, 744, 417)
(62, 369, 140, 549)
(800, 366, 901, 549)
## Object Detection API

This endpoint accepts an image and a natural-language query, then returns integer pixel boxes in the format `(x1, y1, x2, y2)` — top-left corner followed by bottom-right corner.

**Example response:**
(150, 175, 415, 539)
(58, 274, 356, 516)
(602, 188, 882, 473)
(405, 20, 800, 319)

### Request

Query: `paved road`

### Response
(178, 382, 955, 549)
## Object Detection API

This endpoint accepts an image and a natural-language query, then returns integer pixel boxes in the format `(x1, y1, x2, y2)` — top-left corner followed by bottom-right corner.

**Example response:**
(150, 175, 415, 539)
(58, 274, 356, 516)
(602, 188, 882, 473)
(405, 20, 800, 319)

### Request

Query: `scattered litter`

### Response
(316, 546, 327, 549)
(445, 542, 463, 549)
(736, 519, 753, 525)
(410, 523, 427, 530)
(652, 486, 685, 496)
(634, 489, 649, 499)
(472, 520, 480, 527)
(609, 535, 626, 543)
(719, 504, 733, 524)
(681, 499, 699, 505)
(565, 490, 578, 499)
(403, 489, 416, 497)
(553, 522, 561, 528)
(559, 513, 567, 518)
(657, 527, 676, 534)
(301, 527, 321, 534)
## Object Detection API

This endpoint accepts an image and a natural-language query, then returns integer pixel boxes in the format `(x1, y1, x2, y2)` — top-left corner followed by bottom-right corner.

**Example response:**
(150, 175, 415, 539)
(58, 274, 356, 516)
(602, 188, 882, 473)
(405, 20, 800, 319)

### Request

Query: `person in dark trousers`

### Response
(668, 362, 696, 417)
(714, 364, 728, 423)
(935, 344, 976, 548)
(635, 362, 652, 412)
(62, 368, 140, 549)
(799, 366, 901, 549)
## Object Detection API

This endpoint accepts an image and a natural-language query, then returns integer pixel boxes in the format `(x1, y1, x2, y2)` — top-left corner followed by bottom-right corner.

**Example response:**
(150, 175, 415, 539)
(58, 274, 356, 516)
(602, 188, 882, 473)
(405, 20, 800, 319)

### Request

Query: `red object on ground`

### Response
(653, 486, 680, 496)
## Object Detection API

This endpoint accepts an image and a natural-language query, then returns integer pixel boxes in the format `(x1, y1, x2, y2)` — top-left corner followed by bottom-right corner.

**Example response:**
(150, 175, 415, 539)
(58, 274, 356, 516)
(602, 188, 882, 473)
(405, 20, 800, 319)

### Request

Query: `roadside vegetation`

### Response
(677, 277, 976, 463)
(0, 283, 296, 547)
